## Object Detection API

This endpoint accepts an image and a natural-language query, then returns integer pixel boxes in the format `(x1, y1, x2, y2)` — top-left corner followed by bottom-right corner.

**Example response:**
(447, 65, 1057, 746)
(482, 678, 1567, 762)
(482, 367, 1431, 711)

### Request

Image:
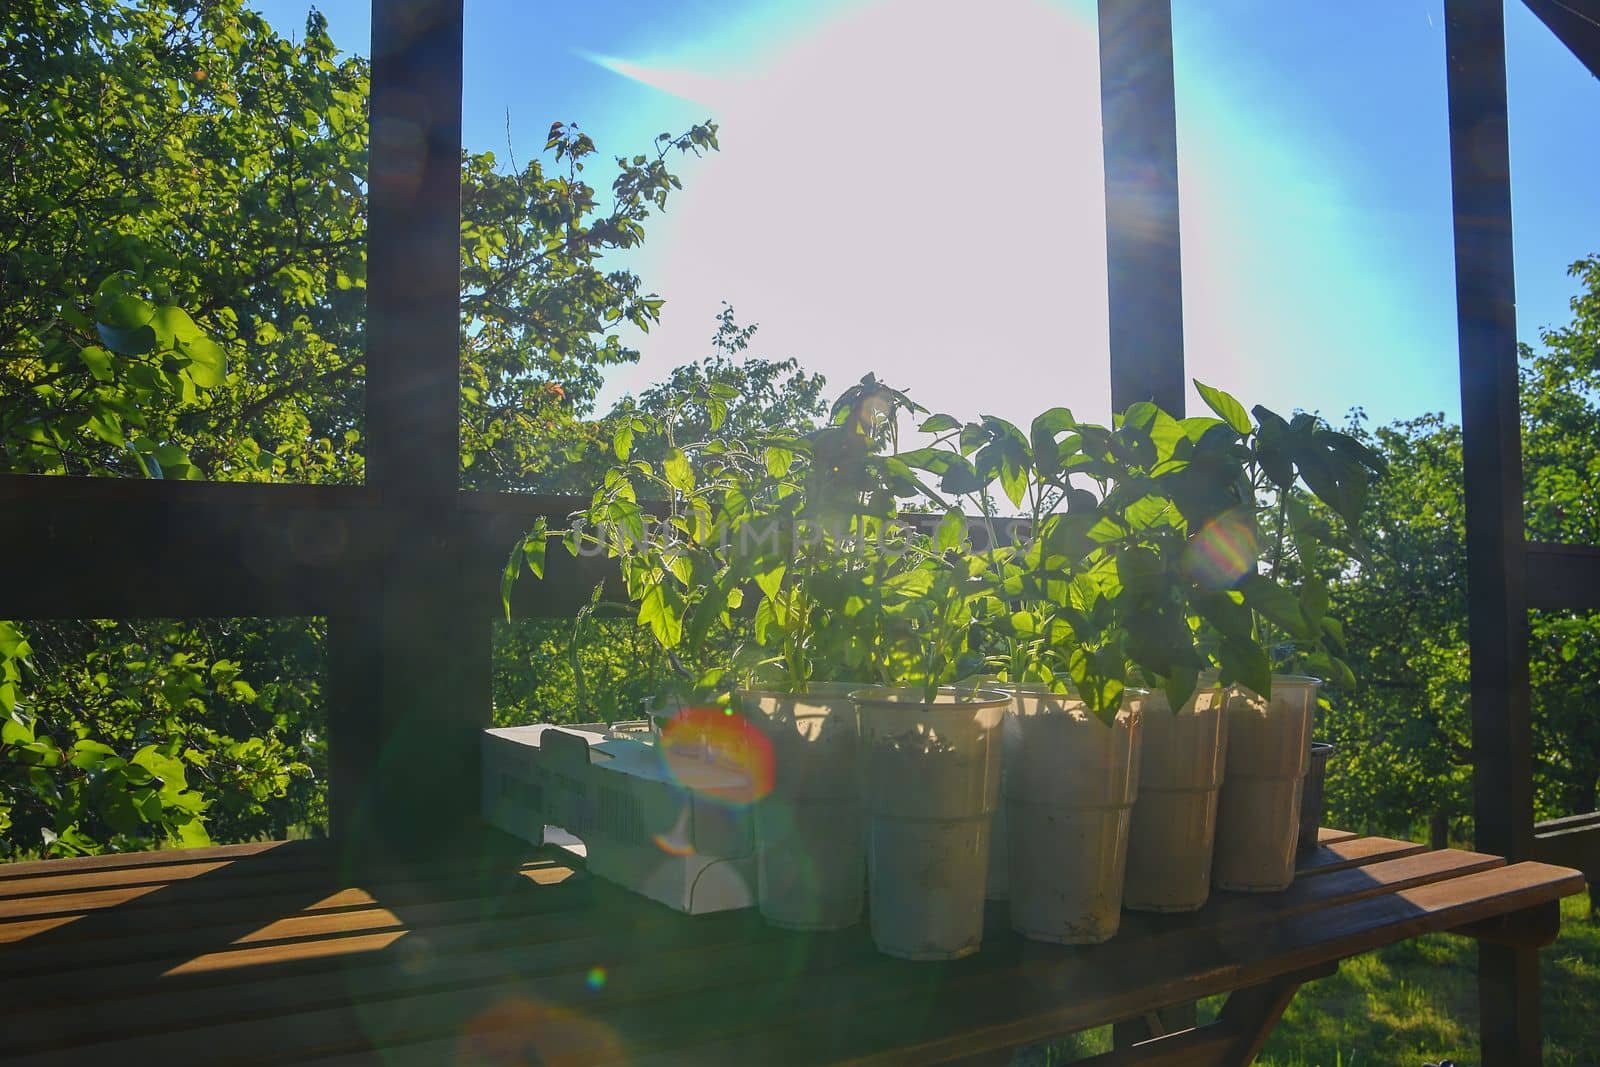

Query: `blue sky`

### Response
(255, 0, 1598, 429)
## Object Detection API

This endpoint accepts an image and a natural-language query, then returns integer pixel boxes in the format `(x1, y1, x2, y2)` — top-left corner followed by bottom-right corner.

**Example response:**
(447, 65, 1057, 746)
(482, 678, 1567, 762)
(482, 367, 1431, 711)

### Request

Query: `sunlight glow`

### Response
(591, 0, 1453, 429)
(599, 0, 1114, 427)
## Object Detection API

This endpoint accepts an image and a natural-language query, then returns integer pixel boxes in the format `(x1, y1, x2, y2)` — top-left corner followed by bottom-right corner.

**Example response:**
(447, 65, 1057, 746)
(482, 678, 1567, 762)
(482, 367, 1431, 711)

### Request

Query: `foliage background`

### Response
(0, 0, 809, 855)
(1323, 256, 1600, 847)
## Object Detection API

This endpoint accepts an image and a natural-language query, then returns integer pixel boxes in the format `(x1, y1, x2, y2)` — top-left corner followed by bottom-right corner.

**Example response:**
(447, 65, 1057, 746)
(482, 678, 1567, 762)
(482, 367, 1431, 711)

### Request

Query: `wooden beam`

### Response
(1525, 541, 1600, 611)
(0, 475, 599, 618)
(1522, 0, 1600, 81)
(366, 0, 465, 498)
(1445, 0, 1534, 870)
(4, 473, 1045, 622)
(345, 0, 473, 861)
(1098, 0, 1186, 416)
(1454, 899, 1563, 947)
(1, 476, 381, 618)
(1444, 2, 1541, 1063)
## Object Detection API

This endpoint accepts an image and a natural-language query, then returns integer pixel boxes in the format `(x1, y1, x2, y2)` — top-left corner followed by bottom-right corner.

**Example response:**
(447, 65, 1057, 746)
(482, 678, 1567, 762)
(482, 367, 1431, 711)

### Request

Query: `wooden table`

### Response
(0, 828, 1582, 1066)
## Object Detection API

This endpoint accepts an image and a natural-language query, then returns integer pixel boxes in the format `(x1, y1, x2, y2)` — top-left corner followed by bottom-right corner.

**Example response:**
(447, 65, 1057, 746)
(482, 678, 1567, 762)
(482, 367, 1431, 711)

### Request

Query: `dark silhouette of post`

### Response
(1099, 0, 1185, 417)
(1444, 1, 1538, 1062)
(331, 0, 490, 860)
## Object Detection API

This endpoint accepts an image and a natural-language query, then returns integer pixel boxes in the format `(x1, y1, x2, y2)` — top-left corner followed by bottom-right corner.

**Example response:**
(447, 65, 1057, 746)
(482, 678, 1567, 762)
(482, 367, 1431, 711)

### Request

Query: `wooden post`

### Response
(1098, 0, 1186, 417)
(1443, 1, 1540, 1062)
(1520, 0, 1600, 81)
(1098, 2, 1194, 1044)
(333, 0, 484, 860)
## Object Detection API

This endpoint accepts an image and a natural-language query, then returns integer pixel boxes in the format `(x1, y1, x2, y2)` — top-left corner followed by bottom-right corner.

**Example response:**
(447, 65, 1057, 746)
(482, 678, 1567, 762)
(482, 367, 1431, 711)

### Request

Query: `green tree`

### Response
(1322, 413, 1472, 844)
(0, 0, 718, 856)
(1325, 256, 1600, 843)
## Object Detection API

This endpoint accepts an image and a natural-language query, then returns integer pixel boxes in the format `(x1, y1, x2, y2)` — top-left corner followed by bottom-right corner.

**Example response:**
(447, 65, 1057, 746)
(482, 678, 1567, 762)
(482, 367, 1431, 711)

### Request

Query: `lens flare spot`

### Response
(650, 807, 697, 857)
(459, 994, 623, 1065)
(658, 704, 775, 806)
(1183, 509, 1258, 591)
(585, 966, 607, 991)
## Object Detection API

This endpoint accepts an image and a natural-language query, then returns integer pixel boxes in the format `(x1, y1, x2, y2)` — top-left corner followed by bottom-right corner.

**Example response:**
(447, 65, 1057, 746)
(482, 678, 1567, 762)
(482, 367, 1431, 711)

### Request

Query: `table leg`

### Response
(1083, 964, 1335, 1066)
(1478, 942, 1541, 1067)
(1210, 972, 1311, 1064)
(1111, 1003, 1197, 1047)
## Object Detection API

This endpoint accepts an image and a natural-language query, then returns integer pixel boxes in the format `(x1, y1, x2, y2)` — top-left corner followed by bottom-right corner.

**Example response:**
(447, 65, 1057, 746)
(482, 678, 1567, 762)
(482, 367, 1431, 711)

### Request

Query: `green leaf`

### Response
(78, 345, 116, 382)
(764, 446, 793, 478)
(637, 583, 684, 648)
(132, 746, 189, 795)
(881, 566, 936, 599)
(1239, 573, 1310, 639)
(154, 443, 189, 470)
(97, 322, 156, 356)
(521, 519, 549, 579)
(97, 291, 154, 330)
(754, 564, 787, 602)
(1194, 381, 1252, 435)
(1194, 591, 1254, 642)
(935, 508, 965, 552)
(501, 519, 547, 618)
(178, 336, 227, 387)
(86, 412, 124, 446)
(150, 305, 203, 347)
(1163, 668, 1199, 716)
(607, 497, 645, 546)
(665, 551, 694, 587)
(1220, 635, 1272, 697)
(998, 449, 1028, 508)
(1251, 407, 1296, 489)
(2, 715, 34, 745)
(919, 413, 961, 433)
(0, 621, 30, 659)
(1179, 416, 1226, 443)
(1325, 655, 1357, 690)
(1067, 645, 1124, 721)
(1149, 410, 1186, 461)
(612, 423, 634, 461)
(1300, 577, 1329, 627)
(663, 447, 694, 492)
(1320, 616, 1347, 653)
(1117, 546, 1165, 600)
(176, 818, 212, 848)
(69, 739, 119, 770)
(1029, 407, 1075, 480)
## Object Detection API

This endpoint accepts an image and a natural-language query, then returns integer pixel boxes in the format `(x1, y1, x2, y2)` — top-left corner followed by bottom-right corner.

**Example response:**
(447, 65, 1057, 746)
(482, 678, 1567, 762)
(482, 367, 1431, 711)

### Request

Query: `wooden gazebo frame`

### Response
(4, 1, 1598, 1061)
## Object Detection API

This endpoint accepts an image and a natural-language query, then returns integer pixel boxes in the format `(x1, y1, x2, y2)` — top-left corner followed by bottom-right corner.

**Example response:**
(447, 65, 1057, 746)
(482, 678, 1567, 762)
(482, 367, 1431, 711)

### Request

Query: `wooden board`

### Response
(0, 834, 1582, 1066)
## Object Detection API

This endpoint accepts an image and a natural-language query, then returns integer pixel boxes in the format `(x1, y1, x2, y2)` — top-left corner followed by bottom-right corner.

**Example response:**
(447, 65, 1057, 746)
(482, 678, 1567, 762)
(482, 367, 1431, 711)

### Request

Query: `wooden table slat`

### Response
(0, 879, 708, 1011)
(647, 862, 1587, 1067)
(0, 849, 572, 924)
(0, 832, 1582, 1067)
(0, 845, 1515, 1065)
(0, 860, 588, 979)
(0, 839, 323, 881)
(0, 835, 1414, 981)
(1294, 834, 1428, 876)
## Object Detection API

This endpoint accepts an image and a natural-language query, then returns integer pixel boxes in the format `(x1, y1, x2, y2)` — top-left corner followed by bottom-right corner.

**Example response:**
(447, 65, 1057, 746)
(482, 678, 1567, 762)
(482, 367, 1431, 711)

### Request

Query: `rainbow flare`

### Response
(1182, 510, 1259, 591)
(656, 705, 775, 807)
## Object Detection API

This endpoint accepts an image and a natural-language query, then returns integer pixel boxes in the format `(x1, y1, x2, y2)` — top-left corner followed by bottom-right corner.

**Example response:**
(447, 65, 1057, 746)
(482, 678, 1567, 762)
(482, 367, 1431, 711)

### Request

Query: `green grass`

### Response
(1014, 895, 1600, 1065)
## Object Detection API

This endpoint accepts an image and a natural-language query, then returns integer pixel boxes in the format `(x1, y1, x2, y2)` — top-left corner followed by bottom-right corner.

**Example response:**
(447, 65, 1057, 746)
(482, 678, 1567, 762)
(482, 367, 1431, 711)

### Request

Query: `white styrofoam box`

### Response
(481, 723, 757, 914)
